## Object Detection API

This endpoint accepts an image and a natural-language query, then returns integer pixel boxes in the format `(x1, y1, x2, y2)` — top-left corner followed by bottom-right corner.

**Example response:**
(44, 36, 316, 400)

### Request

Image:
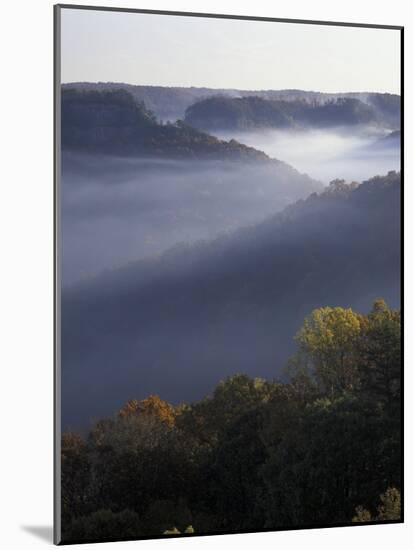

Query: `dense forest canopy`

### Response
(61, 299, 401, 542)
(61, 171, 400, 429)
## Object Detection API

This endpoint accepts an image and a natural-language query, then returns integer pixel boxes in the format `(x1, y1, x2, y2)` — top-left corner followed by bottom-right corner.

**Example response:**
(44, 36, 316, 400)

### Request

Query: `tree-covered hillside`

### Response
(184, 96, 379, 131)
(61, 89, 269, 161)
(61, 171, 400, 429)
(61, 299, 401, 542)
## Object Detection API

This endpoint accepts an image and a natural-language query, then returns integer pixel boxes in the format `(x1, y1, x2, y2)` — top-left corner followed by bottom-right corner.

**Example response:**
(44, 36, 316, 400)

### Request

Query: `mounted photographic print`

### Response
(54, 4, 403, 545)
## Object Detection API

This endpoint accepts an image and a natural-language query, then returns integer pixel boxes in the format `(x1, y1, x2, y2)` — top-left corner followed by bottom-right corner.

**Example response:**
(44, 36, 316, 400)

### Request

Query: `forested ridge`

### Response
(61, 299, 401, 542)
(62, 82, 400, 126)
(184, 96, 380, 131)
(62, 88, 271, 161)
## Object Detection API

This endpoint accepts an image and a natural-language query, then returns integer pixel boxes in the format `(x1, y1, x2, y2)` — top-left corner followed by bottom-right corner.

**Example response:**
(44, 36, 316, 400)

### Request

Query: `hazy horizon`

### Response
(61, 8, 401, 94)
(62, 80, 401, 96)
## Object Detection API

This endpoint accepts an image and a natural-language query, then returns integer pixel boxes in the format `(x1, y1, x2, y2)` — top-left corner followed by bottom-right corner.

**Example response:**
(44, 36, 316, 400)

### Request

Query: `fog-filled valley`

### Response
(182, 94, 400, 182)
(62, 172, 400, 428)
(60, 85, 401, 429)
(62, 153, 321, 285)
(214, 127, 400, 182)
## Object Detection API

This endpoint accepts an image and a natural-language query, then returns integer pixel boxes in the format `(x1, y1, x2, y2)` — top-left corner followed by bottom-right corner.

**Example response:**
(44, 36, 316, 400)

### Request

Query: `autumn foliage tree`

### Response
(119, 395, 176, 427)
(289, 306, 364, 395)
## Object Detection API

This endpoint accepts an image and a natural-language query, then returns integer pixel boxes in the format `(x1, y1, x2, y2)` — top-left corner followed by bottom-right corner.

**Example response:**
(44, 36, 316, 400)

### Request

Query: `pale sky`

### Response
(60, 7, 401, 94)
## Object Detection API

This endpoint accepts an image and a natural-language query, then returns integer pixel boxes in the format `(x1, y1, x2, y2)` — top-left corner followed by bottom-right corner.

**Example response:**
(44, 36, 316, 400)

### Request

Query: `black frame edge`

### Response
(400, 25, 404, 525)
(54, 3, 62, 546)
(56, 3, 403, 30)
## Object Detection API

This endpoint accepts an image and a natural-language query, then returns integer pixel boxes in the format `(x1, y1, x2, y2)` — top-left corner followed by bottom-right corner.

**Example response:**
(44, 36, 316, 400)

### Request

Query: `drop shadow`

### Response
(21, 525, 54, 543)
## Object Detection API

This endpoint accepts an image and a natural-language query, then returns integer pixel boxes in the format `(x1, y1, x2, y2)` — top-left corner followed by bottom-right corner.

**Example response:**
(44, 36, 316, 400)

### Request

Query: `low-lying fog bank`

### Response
(215, 127, 400, 183)
(61, 172, 401, 429)
(61, 153, 321, 286)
